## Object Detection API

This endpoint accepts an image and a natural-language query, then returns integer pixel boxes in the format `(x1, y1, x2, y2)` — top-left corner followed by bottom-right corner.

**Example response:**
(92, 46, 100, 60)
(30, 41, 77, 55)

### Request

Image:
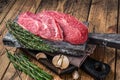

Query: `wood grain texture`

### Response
(0, 0, 25, 35)
(63, 0, 91, 22)
(116, 0, 120, 80)
(37, 0, 62, 12)
(88, 0, 118, 80)
(0, 0, 28, 79)
(0, 0, 16, 36)
(0, 0, 16, 23)
(2, 63, 21, 80)
(0, 47, 16, 80)
(0, 1, 27, 79)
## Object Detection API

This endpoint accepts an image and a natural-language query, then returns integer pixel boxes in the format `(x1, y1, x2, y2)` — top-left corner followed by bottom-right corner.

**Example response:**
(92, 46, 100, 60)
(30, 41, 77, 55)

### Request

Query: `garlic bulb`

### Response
(52, 54, 69, 69)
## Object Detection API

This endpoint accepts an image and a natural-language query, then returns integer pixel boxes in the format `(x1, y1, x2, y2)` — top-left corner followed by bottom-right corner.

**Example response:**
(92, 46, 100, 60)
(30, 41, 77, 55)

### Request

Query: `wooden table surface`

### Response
(0, 0, 120, 80)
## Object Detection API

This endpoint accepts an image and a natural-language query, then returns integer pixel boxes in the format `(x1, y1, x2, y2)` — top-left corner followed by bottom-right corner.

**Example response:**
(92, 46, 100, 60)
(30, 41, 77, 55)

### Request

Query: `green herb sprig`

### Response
(6, 20, 55, 52)
(6, 50, 53, 80)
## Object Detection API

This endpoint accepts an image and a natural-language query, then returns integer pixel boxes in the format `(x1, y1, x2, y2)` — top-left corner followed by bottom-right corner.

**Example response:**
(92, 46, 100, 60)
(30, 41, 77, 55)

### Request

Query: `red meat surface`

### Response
(17, 12, 63, 41)
(38, 11, 88, 44)
(17, 11, 88, 44)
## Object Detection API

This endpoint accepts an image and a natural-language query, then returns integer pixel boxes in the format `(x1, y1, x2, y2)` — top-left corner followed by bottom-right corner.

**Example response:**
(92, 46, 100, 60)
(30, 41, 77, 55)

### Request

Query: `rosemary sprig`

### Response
(6, 20, 55, 52)
(6, 50, 53, 80)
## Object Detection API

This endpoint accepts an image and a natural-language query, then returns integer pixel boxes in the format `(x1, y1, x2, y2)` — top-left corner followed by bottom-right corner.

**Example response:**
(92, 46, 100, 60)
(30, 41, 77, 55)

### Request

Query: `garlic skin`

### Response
(72, 70, 79, 80)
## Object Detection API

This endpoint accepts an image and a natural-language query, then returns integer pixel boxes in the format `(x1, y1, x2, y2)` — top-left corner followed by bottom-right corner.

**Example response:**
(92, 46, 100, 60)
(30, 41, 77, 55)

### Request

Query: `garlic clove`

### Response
(56, 57, 63, 67)
(72, 70, 79, 80)
(52, 54, 61, 68)
(36, 52, 47, 60)
(52, 55, 60, 68)
(61, 55, 69, 69)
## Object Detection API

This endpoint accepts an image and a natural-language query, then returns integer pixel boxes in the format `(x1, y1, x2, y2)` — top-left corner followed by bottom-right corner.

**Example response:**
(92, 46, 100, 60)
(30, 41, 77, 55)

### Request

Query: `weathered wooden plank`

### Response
(116, 0, 120, 80)
(29, 0, 42, 12)
(63, 0, 91, 22)
(36, 0, 62, 12)
(0, 0, 16, 23)
(20, 73, 33, 80)
(0, 47, 16, 80)
(2, 63, 21, 80)
(88, 0, 118, 80)
(0, 0, 27, 44)
(0, 0, 27, 79)
(0, 0, 16, 36)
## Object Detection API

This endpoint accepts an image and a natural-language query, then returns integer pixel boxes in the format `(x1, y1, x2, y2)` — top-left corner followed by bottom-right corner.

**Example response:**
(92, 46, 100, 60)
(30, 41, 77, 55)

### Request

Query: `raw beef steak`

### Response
(39, 11, 88, 44)
(17, 12, 63, 41)
(17, 11, 88, 44)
